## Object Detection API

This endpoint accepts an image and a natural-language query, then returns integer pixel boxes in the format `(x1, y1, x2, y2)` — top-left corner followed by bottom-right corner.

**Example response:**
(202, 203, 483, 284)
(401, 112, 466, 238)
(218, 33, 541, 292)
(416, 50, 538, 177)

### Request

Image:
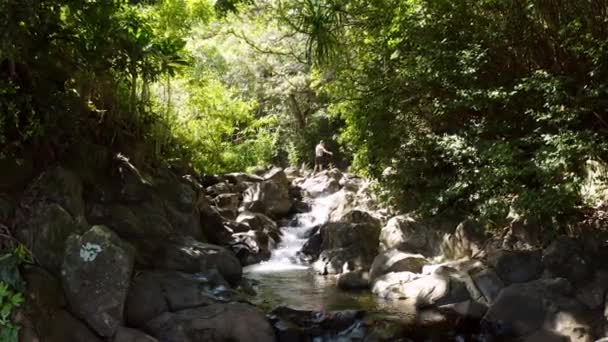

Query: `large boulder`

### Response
(19, 165, 85, 220)
(440, 220, 486, 259)
(42, 310, 104, 342)
(379, 215, 447, 256)
(144, 303, 276, 342)
(232, 230, 276, 265)
(61, 225, 135, 337)
(236, 211, 281, 241)
(337, 270, 371, 290)
(15, 202, 86, 274)
(300, 170, 341, 197)
(484, 278, 594, 341)
(153, 236, 242, 286)
(198, 196, 232, 244)
(369, 249, 428, 283)
(312, 221, 381, 275)
(543, 236, 592, 285)
(335, 209, 381, 227)
(213, 193, 240, 219)
(269, 306, 365, 341)
(125, 270, 237, 327)
(242, 170, 293, 218)
(86, 202, 173, 240)
(372, 267, 470, 307)
(487, 249, 543, 285)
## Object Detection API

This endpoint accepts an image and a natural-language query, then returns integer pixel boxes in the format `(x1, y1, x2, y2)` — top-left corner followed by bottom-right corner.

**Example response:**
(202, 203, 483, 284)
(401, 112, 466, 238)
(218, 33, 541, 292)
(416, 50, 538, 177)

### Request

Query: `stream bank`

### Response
(3, 154, 608, 341)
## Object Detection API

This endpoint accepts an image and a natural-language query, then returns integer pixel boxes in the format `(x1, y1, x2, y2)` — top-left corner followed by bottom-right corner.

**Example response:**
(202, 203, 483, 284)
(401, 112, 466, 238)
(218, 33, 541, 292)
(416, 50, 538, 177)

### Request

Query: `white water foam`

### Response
(244, 193, 338, 273)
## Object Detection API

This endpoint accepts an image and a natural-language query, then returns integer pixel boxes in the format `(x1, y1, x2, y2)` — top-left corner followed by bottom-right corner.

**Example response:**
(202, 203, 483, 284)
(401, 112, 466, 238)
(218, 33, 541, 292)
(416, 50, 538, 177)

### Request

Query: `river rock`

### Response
(232, 230, 276, 265)
(373, 267, 471, 306)
(379, 215, 444, 255)
(440, 220, 486, 259)
(312, 221, 380, 274)
(153, 236, 242, 286)
(113, 327, 159, 342)
(369, 249, 428, 282)
(338, 270, 371, 290)
(86, 202, 173, 240)
(242, 170, 293, 218)
(125, 270, 236, 327)
(198, 196, 233, 244)
(269, 306, 365, 341)
(336, 209, 381, 227)
(213, 193, 240, 219)
(237, 211, 281, 241)
(484, 278, 593, 341)
(300, 171, 341, 196)
(61, 225, 135, 337)
(206, 182, 234, 197)
(470, 268, 504, 303)
(144, 303, 276, 342)
(487, 249, 543, 284)
(45, 310, 105, 342)
(543, 236, 592, 285)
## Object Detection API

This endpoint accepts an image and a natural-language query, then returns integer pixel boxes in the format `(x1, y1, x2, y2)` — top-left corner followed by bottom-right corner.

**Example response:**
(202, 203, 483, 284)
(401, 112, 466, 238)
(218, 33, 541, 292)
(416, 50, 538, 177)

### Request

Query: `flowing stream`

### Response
(243, 192, 416, 318)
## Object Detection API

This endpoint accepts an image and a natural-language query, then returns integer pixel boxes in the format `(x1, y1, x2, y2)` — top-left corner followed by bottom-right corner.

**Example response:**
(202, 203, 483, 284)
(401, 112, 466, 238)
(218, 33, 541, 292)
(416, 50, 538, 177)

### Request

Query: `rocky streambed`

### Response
(5, 155, 608, 341)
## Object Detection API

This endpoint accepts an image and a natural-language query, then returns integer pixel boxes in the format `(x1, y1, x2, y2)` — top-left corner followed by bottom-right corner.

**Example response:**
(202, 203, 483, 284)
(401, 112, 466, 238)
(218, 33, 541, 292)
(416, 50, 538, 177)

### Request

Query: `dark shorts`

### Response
(315, 155, 324, 165)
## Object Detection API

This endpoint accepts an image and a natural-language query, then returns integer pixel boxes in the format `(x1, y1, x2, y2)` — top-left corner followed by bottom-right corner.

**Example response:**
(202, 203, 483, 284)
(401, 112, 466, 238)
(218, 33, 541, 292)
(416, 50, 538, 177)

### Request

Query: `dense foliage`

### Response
(3, 0, 608, 229)
(281, 0, 608, 229)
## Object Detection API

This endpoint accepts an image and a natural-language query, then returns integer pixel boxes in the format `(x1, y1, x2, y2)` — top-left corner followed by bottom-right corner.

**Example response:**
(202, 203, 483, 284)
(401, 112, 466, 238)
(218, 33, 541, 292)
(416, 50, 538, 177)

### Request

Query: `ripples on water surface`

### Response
(244, 192, 417, 320)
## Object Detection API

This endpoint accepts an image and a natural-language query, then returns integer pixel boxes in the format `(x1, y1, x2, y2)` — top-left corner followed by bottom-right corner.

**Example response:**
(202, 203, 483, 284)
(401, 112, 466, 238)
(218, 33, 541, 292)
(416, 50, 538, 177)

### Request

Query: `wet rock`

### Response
(543, 236, 592, 285)
(125, 270, 236, 327)
(300, 171, 341, 196)
(488, 249, 543, 284)
(338, 270, 371, 290)
(312, 222, 380, 274)
(61, 225, 135, 337)
(269, 306, 365, 342)
(484, 278, 593, 341)
(206, 182, 233, 197)
(198, 196, 232, 244)
(236, 211, 281, 241)
(232, 230, 276, 265)
(113, 327, 159, 342)
(153, 236, 242, 286)
(298, 227, 322, 262)
(144, 303, 276, 342)
(369, 249, 428, 283)
(213, 193, 240, 219)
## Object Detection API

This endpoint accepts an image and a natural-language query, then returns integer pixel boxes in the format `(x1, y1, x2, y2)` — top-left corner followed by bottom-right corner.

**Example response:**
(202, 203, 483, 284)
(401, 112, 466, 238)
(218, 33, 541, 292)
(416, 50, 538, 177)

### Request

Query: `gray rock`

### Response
(242, 175, 293, 218)
(43, 310, 104, 342)
(470, 268, 504, 303)
(484, 278, 593, 341)
(543, 236, 592, 285)
(153, 236, 242, 286)
(379, 215, 446, 256)
(214, 193, 240, 219)
(575, 270, 608, 310)
(369, 249, 428, 282)
(300, 172, 341, 196)
(488, 249, 543, 284)
(16, 202, 85, 274)
(232, 230, 276, 265)
(440, 220, 486, 259)
(338, 270, 371, 290)
(144, 303, 276, 342)
(336, 209, 381, 227)
(125, 270, 235, 327)
(61, 225, 135, 337)
(312, 222, 380, 275)
(113, 327, 159, 342)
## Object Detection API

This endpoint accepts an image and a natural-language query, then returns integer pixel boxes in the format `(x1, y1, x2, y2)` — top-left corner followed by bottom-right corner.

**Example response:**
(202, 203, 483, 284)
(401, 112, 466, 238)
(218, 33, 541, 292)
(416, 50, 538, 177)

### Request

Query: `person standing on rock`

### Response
(314, 140, 333, 174)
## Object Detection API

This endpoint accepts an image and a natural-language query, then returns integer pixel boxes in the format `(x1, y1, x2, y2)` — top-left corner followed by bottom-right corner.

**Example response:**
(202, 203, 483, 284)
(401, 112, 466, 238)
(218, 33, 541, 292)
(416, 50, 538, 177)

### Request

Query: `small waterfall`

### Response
(244, 193, 337, 273)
